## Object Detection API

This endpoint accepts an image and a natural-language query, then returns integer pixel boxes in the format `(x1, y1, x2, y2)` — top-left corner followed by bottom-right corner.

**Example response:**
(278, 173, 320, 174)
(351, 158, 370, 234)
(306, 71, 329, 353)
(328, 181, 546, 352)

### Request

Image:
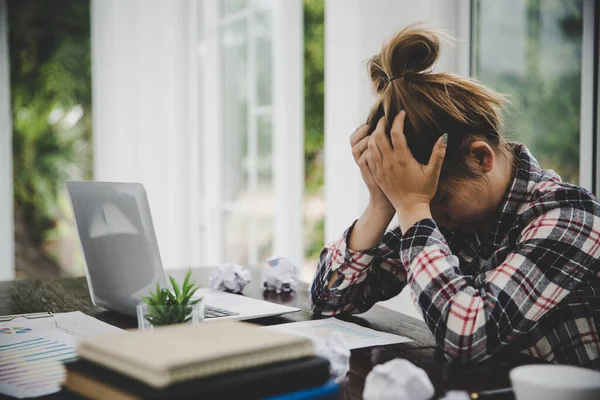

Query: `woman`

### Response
(310, 26, 600, 369)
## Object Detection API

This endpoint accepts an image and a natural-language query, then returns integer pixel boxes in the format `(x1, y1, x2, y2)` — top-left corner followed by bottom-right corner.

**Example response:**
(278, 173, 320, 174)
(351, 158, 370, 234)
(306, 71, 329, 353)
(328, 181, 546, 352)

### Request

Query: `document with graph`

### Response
(264, 318, 412, 349)
(0, 311, 122, 398)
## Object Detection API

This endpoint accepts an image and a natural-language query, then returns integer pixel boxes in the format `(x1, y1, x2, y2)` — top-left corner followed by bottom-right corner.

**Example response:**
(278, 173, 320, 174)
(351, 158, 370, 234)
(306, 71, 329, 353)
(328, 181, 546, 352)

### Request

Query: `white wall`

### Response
(0, 0, 14, 281)
(91, 0, 198, 270)
(324, 0, 470, 319)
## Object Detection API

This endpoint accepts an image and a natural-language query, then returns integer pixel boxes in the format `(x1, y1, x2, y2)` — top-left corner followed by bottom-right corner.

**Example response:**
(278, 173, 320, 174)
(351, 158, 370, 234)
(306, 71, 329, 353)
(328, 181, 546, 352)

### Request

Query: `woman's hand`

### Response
(344, 125, 396, 253)
(350, 125, 395, 215)
(366, 111, 447, 232)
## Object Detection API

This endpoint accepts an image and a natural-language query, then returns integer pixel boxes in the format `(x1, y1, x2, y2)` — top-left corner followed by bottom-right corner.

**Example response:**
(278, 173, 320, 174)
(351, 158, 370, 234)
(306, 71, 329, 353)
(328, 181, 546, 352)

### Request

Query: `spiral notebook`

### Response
(76, 320, 315, 388)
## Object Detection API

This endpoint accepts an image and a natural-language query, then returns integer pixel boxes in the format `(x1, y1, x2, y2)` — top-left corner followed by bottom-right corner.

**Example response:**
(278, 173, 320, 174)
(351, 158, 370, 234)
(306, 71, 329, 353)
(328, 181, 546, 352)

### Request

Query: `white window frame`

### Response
(580, 0, 596, 191)
(198, 0, 304, 268)
(596, 0, 600, 196)
(0, 0, 14, 281)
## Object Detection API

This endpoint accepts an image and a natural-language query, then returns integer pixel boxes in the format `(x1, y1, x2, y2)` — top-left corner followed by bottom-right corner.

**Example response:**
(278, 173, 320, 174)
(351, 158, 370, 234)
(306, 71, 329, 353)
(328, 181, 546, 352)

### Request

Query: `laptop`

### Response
(66, 181, 300, 321)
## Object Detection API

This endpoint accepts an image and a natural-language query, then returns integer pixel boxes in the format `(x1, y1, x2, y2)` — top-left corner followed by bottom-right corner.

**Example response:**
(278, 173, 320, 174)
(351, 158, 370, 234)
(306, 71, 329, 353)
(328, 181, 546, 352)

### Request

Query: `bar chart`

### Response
(0, 334, 77, 398)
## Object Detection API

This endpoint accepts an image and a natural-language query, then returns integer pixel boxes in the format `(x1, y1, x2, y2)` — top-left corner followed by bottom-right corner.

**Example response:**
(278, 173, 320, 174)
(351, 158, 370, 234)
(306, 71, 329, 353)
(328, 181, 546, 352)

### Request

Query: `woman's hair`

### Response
(366, 24, 509, 184)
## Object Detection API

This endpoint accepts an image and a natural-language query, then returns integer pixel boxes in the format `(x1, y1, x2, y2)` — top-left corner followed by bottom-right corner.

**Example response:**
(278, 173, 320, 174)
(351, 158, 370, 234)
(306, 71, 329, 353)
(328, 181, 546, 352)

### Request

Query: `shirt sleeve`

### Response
(309, 221, 408, 316)
(402, 207, 600, 364)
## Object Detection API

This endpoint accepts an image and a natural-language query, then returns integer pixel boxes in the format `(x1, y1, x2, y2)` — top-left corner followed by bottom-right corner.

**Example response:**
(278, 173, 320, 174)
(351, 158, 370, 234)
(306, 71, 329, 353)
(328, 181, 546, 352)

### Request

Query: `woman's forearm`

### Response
(324, 203, 394, 290)
(348, 202, 396, 251)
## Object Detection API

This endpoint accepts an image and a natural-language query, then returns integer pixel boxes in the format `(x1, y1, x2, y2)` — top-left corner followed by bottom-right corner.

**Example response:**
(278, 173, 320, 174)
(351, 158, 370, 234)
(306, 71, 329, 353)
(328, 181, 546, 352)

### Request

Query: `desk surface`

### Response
(0, 267, 541, 399)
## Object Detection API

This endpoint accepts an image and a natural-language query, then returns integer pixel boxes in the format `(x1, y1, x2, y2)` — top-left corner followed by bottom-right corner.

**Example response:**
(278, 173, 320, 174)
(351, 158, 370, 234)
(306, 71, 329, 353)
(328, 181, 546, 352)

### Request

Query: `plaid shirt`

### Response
(310, 144, 600, 368)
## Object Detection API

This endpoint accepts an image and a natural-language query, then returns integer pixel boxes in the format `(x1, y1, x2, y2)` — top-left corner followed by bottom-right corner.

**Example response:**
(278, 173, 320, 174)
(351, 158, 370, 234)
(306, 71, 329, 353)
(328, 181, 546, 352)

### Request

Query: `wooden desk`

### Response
(0, 267, 541, 399)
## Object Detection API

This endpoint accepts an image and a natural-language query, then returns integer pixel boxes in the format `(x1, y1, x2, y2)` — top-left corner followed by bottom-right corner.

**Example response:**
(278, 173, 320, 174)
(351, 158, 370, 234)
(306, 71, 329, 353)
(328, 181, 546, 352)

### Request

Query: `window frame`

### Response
(582, 0, 597, 192)
(0, 0, 13, 280)
(588, 0, 600, 195)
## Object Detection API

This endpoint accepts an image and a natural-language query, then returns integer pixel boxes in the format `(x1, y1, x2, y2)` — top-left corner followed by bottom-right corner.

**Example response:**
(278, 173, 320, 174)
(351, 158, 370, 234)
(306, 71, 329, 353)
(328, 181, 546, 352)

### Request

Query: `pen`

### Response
(470, 387, 514, 400)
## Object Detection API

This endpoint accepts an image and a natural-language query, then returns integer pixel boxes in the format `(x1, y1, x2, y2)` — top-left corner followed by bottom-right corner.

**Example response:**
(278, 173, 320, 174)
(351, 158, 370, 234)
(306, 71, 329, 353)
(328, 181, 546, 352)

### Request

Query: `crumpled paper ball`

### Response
(363, 359, 434, 400)
(439, 391, 469, 400)
(209, 263, 251, 293)
(313, 330, 351, 382)
(261, 256, 299, 293)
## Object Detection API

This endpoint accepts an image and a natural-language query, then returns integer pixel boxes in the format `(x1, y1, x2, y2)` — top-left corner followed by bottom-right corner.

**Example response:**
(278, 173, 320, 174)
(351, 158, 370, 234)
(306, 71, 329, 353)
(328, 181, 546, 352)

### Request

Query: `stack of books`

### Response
(61, 321, 337, 400)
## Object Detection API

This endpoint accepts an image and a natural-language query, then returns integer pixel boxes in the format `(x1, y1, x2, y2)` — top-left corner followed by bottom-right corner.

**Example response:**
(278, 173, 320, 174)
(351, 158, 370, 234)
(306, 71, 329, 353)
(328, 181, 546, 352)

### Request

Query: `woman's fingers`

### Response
(352, 136, 369, 162)
(357, 149, 373, 176)
(368, 132, 383, 162)
(390, 110, 410, 155)
(368, 117, 388, 162)
(365, 148, 377, 176)
(374, 116, 387, 137)
(373, 118, 393, 155)
(349, 124, 370, 147)
(427, 133, 448, 181)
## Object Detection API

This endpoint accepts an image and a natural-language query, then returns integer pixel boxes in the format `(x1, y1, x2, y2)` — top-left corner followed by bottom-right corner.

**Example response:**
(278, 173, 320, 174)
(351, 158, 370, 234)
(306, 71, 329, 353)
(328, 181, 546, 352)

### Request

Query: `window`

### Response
(472, 0, 585, 185)
(220, 0, 274, 265)
(198, 0, 304, 267)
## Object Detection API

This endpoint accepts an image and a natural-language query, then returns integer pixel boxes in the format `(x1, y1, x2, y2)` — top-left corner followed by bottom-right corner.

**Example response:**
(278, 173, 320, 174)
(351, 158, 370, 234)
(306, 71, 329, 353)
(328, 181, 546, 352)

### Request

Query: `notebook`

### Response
(63, 356, 330, 400)
(76, 321, 314, 388)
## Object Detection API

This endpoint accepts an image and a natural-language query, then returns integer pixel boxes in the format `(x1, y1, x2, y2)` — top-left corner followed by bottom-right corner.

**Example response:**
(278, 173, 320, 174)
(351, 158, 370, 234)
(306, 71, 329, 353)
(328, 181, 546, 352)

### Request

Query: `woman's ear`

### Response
(469, 141, 495, 173)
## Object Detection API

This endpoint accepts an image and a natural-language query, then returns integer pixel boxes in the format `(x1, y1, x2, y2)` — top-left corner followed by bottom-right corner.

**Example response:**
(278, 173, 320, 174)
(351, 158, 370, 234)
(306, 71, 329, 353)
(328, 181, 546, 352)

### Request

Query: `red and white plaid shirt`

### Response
(310, 144, 600, 368)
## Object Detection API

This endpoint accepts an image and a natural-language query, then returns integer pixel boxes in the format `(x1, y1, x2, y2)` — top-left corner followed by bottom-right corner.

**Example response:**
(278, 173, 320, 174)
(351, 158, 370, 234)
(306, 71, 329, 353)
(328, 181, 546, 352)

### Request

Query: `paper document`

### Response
(265, 318, 412, 350)
(0, 311, 122, 399)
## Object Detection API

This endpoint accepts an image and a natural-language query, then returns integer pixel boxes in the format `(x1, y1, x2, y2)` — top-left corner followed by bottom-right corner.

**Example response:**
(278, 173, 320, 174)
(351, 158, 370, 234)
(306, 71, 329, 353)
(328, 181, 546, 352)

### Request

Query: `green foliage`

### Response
(8, 0, 92, 247)
(303, 0, 325, 260)
(304, 218, 325, 259)
(141, 270, 201, 326)
(303, 0, 325, 194)
(488, 73, 580, 184)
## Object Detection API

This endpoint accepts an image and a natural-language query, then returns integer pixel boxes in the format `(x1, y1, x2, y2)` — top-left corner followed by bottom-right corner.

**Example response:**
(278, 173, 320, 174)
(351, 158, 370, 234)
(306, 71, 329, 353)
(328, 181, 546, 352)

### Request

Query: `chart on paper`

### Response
(265, 318, 412, 349)
(0, 327, 32, 335)
(0, 331, 77, 398)
(0, 312, 122, 398)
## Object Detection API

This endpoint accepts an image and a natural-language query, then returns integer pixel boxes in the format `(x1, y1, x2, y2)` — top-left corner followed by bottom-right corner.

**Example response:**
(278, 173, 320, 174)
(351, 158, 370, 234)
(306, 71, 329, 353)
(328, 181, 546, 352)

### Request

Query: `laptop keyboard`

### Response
(204, 305, 239, 319)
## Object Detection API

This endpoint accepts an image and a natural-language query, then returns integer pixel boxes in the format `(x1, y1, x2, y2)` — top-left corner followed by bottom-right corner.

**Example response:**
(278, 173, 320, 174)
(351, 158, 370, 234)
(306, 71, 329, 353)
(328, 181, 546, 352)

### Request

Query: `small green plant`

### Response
(141, 270, 201, 326)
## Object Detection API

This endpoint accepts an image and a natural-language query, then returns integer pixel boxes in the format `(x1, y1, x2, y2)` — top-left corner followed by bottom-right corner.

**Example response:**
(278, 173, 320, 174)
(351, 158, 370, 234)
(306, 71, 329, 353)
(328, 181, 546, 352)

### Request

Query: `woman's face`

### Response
(430, 178, 494, 232)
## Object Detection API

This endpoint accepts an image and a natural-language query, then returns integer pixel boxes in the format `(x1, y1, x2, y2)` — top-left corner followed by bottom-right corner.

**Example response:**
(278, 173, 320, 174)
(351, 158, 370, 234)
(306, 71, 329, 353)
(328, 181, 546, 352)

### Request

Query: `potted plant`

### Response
(136, 270, 204, 330)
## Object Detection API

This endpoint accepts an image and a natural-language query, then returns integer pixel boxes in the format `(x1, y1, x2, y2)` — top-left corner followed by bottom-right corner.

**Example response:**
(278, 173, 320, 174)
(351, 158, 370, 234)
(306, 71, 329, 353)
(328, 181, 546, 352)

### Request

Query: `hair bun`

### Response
(368, 24, 441, 93)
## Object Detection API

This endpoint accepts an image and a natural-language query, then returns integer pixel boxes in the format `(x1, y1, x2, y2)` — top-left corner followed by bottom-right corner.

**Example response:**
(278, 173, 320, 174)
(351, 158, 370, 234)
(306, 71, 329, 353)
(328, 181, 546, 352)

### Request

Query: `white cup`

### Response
(510, 364, 600, 400)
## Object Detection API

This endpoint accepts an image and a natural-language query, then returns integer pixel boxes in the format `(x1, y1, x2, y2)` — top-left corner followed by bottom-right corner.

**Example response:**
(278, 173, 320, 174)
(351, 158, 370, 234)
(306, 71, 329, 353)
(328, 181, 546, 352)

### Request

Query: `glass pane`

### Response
(224, 212, 249, 264)
(222, 19, 250, 264)
(221, 0, 247, 16)
(257, 115, 273, 188)
(257, 214, 274, 263)
(302, 0, 325, 277)
(256, 115, 274, 263)
(8, 1, 93, 278)
(222, 20, 249, 204)
(255, 4, 273, 106)
(473, 0, 583, 184)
